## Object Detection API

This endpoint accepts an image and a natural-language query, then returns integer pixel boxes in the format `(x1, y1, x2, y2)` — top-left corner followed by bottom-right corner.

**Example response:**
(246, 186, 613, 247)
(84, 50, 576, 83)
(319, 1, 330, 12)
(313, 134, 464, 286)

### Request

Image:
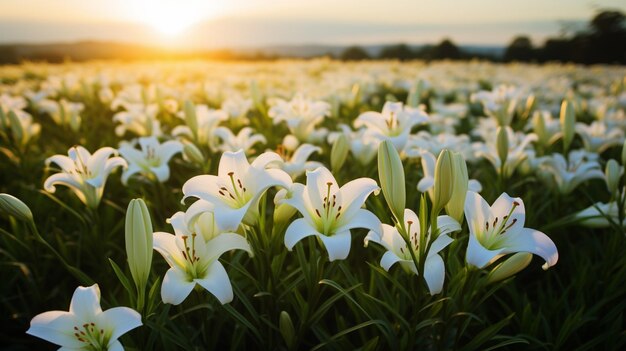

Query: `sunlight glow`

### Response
(130, 0, 220, 36)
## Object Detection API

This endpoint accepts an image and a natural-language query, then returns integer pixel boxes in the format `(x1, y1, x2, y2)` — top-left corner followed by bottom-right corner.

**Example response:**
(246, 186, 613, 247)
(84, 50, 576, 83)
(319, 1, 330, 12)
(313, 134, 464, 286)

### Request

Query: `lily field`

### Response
(1, 59, 626, 350)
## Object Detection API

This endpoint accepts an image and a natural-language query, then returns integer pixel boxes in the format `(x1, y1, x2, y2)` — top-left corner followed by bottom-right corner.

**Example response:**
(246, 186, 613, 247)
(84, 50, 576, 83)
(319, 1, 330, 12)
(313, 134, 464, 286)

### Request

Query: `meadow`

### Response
(0, 59, 625, 350)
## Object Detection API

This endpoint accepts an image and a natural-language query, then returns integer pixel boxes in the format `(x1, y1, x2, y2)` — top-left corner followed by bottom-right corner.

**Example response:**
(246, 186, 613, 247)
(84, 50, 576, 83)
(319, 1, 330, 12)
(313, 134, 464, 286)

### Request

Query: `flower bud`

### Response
(0, 107, 7, 129)
(622, 140, 626, 166)
(560, 100, 575, 152)
(183, 100, 198, 141)
(7, 110, 23, 145)
(522, 94, 536, 120)
(496, 126, 509, 166)
(0, 193, 34, 222)
(378, 140, 406, 223)
(407, 79, 425, 108)
(279, 311, 295, 349)
(432, 149, 454, 214)
(125, 199, 153, 294)
(282, 135, 300, 152)
(532, 111, 547, 145)
(487, 252, 532, 283)
(331, 133, 349, 172)
(273, 189, 297, 224)
(182, 141, 205, 166)
(605, 159, 620, 197)
(445, 152, 468, 223)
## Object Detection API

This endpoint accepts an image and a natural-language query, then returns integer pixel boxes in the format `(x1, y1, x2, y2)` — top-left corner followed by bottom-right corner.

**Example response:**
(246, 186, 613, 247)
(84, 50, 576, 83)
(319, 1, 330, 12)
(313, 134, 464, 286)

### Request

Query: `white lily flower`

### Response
(355, 101, 428, 151)
(404, 131, 475, 162)
(173, 104, 228, 150)
(575, 121, 625, 153)
(280, 166, 381, 261)
(415, 149, 482, 198)
(575, 201, 626, 228)
(183, 149, 292, 229)
(113, 103, 161, 137)
(471, 85, 521, 125)
(153, 212, 252, 305)
(118, 136, 183, 184)
(38, 99, 84, 132)
(268, 93, 330, 143)
(476, 126, 537, 177)
(329, 124, 379, 165)
(214, 126, 266, 155)
(44, 146, 127, 209)
(273, 138, 323, 179)
(26, 284, 141, 350)
(222, 95, 253, 126)
(537, 150, 604, 194)
(464, 191, 558, 270)
(364, 209, 460, 294)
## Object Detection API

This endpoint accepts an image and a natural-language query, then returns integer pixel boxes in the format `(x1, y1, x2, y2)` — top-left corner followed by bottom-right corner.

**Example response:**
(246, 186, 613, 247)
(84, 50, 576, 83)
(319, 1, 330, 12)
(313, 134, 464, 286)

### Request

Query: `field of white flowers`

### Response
(1, 59, 625, 350)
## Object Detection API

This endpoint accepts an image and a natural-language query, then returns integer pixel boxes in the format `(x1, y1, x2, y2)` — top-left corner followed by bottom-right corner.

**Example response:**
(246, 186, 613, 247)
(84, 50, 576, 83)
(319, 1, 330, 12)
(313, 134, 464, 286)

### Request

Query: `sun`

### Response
(130, 0, 219, 36)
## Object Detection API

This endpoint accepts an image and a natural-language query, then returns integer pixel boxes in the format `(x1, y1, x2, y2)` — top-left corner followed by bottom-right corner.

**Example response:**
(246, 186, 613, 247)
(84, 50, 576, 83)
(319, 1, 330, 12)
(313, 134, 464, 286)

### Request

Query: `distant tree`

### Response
(431, 38, 461, 60)
(504, 36, 535, 62)
(340, 46, 370, 61)
(586, 10, 626, 63)
(379, 44, 415, 61)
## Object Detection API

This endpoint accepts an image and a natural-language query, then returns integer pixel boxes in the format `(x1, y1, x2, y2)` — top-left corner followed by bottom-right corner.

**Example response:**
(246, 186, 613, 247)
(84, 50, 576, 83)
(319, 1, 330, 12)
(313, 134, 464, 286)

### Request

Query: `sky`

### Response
(0, 0, 624, 48)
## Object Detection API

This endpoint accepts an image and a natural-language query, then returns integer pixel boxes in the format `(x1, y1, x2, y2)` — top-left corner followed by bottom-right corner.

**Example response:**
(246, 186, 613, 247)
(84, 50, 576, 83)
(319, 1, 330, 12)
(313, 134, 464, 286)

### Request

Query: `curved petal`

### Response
(45, 155, 75, 172)
(118, 146, 145, 166)
(182, 174, 222, 202)
(102, 157, 127, 178)
(380, 251, 402, 271)
(167, 212, 191, 237)
(435, 215, 461, 237)
(158, 140, 183, 162)
(153, 232, 184, 269)
(466, 232, 504, 269)
(491, 192, 526, 233)
(43, 173, 82, 193)
(428, 233, 454, 256)
(151, 164, 171, 182)
(106, 340, 124, 351)
(417, 177, 434, 192)
(305, 167, 339, 213)
(251, 151, 282, 169)
(195, 261, 234, 304)
(87, 147, 117, 173)
(318, 230, 351, 261)
(284, 217, 320, 250)
(99, 307, 142, 342)
(335, 208, 381, 235)
(161, 267, 195, 305)
(69, 285, 102, 321)
(291, 144, 321, 164)
(424, 254, 446, 295)
(217, 149, 249, 178)
(27, 311, 82, 348)
(501, 228, 558, 269)
(121, 164, 142, 185)
(464, 191, 492, 240)
(337, 177, 379, 220)
(205, 233, 253, 262)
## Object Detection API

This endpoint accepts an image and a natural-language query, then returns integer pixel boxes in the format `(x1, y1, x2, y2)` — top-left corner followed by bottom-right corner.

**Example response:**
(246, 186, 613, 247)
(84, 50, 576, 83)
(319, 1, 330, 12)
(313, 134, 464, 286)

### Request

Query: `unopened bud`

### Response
(496, 126, 509, 165)
(182, 141, 205, 166)
(7, 110, 23, 145)
(125, 199, 153, 295)
(621, 140, 626, 166)
(532, 111, 547, 145)
(331, 133, 349, 172)
(282, 135, 300, 152)
(432, 149, 454, 214)
(279, 311, 295, 349)
(183, 100, 198, 141)
(560, 100, 575, 152)
(378, 140, 406, 223)
(605, 159, 620, 197)
(445, 152, 468, 222)
(487, 252, 532, 283)
(0, 193, 34, 222)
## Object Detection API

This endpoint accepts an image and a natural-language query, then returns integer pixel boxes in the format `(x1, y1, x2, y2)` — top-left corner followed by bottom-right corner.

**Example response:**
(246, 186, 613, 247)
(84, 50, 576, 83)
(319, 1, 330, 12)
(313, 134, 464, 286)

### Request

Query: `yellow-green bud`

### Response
(0, 107, 7, 129)
(532, 111, 547, 145)
(522, 94, 536, 120)
(0, 193, 33, 222)
(432, 149, 454, 214)
(487, 252, 532, 283)
(560, 100, 576, 152)
(621, 140, 626, 166)
(331, 134, 349, 172)
(7, 110, 23, 145)
(378, 140, 406, 223)
(125, 198, 153, 294)
(182, 141, 205, 166)
(279, 311, 295, 349)
(183, 100, 198, 141)
(445, 152, 469, 223)
(407, 80, 425, 108)
(605, 159, 620, 196)
(496, 126, 509, 165)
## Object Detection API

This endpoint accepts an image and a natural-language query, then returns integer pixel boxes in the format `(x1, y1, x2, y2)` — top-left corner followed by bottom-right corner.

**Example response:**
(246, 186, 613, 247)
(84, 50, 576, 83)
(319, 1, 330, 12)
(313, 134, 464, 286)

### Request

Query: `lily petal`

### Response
(317, 230, 351, 261)
(27, 311, 82, 348)
(99, 307, 142, 342)
(69, 284, 102, 321)
(195, 261, 234, 304)
(424, 254, 446, 294)
(205, 233, 253, 262)
(284, 217, 320, 250)
(501, 228, 558, 269)
(466, 232, 505, 268)
(161, 267, 195, 305)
